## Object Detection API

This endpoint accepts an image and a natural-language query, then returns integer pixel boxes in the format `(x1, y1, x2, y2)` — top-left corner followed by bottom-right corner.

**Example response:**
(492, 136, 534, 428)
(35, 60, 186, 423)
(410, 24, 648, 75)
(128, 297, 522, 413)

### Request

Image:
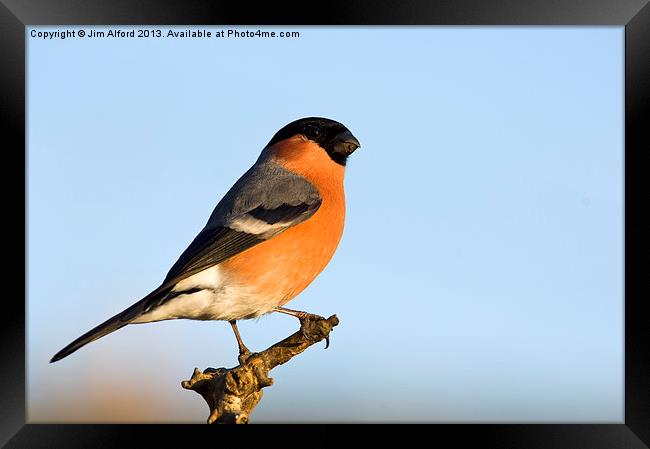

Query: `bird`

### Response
(50, 117, 360, 363)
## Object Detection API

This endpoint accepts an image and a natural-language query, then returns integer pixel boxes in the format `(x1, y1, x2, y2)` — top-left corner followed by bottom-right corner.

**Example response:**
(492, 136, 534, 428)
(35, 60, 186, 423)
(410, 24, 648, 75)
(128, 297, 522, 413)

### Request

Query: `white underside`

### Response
(131, 265, 275, 323)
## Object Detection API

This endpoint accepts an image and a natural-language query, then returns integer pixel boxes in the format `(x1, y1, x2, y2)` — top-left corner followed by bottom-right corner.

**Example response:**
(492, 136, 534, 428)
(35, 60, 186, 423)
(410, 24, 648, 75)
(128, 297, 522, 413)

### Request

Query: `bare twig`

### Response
(181, 314, 339, 424)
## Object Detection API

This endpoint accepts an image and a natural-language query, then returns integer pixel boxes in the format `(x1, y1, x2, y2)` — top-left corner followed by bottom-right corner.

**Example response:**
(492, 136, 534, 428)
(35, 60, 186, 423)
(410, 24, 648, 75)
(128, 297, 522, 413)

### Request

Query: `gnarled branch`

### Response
(181, 314, 339, 424)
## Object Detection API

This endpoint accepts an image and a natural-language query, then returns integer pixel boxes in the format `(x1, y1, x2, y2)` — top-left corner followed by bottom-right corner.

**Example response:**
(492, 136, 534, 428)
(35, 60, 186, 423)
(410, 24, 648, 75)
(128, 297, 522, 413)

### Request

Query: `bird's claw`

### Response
(298, 313, 331, 349)
(237, 348, 253, 365)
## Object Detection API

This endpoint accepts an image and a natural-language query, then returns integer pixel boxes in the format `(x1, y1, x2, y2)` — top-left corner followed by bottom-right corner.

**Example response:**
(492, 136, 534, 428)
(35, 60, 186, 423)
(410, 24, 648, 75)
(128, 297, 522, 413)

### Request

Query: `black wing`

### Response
(160, 159, 323, 286)
(162, 198, 322, 287)
(162, 226, 262, 284)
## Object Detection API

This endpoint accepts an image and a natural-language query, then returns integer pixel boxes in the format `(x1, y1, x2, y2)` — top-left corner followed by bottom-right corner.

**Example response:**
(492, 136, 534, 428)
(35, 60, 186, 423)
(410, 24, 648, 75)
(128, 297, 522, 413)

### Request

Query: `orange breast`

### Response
(221, 136, 346, 304)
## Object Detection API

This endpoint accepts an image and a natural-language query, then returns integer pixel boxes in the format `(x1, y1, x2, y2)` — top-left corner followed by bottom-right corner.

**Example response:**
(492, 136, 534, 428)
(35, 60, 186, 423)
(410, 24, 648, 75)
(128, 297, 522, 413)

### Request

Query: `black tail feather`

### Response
(50, 285, 172, 363)
(50, 313, 130, 363)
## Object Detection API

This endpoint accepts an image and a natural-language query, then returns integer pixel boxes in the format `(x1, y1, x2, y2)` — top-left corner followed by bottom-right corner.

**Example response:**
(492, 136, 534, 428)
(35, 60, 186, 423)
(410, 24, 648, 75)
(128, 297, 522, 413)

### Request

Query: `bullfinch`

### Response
(51, 117, 360, 363)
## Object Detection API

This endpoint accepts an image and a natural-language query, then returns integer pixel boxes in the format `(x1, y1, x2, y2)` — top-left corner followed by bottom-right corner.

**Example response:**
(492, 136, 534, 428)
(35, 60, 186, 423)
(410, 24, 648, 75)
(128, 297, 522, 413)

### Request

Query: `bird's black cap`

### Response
(267, 117, 361, 166)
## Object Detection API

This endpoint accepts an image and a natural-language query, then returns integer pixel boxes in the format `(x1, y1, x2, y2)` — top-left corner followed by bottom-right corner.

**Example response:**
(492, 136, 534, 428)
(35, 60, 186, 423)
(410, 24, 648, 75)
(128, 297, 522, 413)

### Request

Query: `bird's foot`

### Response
(273, 307, 333, 349)
(237, 346, 253, 365)
(298, 313, 331, 349)
(229, 320, 254, 365)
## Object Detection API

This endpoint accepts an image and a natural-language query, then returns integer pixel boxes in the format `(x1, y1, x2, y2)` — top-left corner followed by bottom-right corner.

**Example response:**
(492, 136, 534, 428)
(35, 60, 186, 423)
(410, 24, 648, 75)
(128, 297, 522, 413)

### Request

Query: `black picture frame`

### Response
(2, 0, 648, 447)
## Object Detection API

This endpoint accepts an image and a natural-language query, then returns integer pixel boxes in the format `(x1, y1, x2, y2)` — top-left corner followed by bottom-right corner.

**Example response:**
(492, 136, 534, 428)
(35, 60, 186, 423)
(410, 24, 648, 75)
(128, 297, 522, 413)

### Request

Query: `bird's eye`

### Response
(303, 125, 321, 139)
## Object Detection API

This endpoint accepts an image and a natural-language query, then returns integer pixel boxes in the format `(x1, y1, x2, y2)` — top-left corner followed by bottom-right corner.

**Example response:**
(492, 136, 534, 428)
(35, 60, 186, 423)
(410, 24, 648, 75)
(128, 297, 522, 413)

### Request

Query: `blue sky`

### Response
(27, 26, 623, 422)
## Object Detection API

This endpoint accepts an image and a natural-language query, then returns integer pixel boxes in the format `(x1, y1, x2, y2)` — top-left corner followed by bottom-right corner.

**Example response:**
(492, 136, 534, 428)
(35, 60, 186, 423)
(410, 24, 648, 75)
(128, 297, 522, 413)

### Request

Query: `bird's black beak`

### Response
(333, 129, 361, 157)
